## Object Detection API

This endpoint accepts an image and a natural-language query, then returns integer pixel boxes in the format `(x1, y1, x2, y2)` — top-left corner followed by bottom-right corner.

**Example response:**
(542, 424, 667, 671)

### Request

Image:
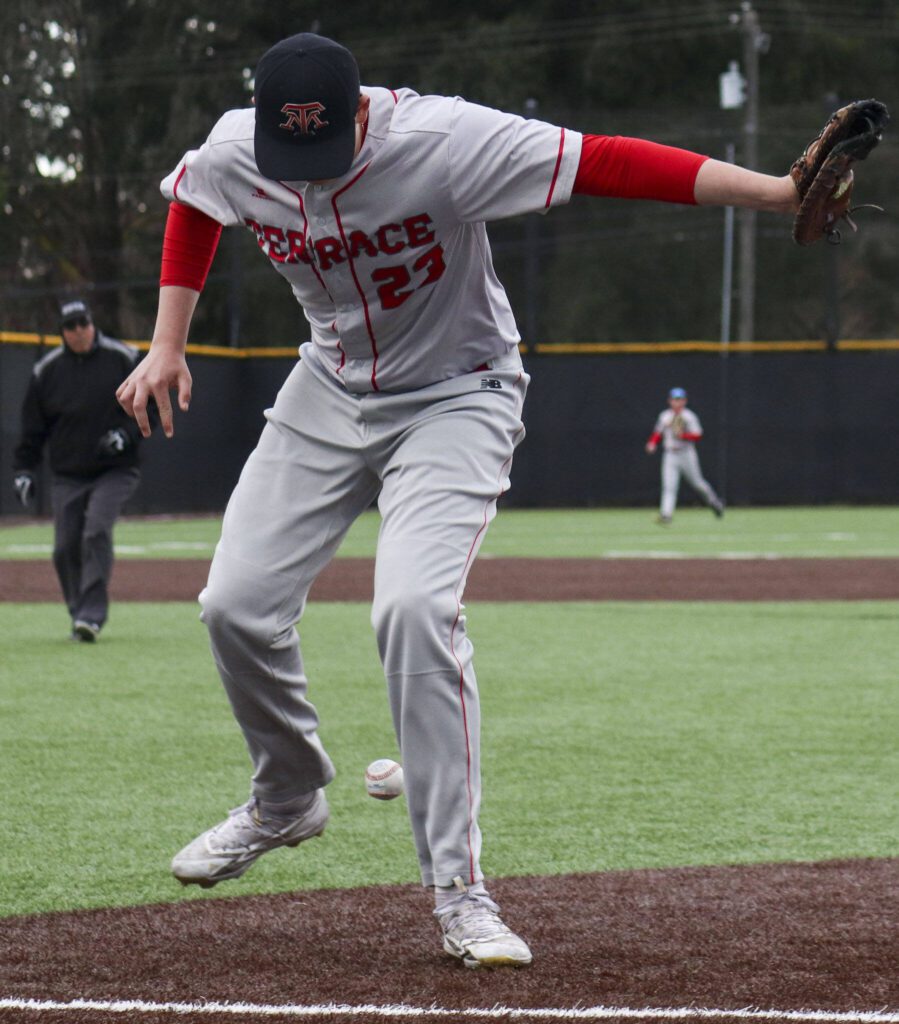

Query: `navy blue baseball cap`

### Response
(668, 387, 687, 399)
(253, 33, 360, 182)
(59, 298, 92, 325)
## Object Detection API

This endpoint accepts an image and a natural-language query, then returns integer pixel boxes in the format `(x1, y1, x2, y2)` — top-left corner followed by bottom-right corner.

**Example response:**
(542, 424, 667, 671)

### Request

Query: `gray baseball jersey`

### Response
(165, 88, 582, 889)
(162, 87, 582, 392)
(652, 406, 703, 451)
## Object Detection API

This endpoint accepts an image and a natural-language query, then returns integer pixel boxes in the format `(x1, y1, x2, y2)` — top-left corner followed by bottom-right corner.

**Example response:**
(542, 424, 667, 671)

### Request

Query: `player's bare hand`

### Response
(116, 346, 192, 438)
(645, 441, 657, 454)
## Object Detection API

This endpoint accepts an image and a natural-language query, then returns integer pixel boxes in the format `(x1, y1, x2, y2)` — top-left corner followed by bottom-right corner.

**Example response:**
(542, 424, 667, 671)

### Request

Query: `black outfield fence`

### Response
(2, 334, 897, 516)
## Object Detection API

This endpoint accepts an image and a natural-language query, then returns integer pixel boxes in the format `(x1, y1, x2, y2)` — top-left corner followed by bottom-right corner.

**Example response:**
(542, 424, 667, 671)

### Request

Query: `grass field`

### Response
(2, 505, 899, 559)
(1, 504, 897, 922)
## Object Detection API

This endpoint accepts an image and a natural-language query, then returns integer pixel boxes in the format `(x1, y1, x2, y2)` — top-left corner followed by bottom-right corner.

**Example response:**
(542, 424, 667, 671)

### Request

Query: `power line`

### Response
(11, 6, 899, 92)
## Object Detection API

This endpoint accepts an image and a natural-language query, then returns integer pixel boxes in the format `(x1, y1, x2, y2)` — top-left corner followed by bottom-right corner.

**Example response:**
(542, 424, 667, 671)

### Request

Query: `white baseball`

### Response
(365, 758, 404, 800)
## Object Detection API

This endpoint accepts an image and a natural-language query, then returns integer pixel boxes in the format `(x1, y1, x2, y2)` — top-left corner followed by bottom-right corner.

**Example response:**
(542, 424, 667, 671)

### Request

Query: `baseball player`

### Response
(645, 387, 724, 524)
(13, 298, 144, 641)
(116, 33, 800, 967)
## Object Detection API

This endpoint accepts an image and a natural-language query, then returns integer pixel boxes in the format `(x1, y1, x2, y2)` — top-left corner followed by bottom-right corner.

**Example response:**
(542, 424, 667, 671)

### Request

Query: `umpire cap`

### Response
(59, 298, 92, 325)
(253, 33, 360, 182)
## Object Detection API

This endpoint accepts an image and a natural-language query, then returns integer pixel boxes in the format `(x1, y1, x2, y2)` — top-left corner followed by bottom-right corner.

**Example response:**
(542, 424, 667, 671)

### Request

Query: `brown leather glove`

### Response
(790, 99, 889, 245)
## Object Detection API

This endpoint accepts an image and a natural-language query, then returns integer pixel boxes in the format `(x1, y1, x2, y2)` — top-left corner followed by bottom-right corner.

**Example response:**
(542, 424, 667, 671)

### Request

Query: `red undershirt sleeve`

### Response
(648, 432, 662, 445)
(681, 432, 702, 442)
(159, 201, 224, 290)
(573, 135, 709, 205)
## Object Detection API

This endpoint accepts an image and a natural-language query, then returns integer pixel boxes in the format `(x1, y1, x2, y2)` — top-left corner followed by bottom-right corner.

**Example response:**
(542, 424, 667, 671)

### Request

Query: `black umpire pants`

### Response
(50, 467, 140, 628)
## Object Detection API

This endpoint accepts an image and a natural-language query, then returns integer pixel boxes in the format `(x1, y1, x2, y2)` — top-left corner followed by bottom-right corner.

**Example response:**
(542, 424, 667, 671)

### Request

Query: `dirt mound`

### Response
(1, 860, 896, 1022)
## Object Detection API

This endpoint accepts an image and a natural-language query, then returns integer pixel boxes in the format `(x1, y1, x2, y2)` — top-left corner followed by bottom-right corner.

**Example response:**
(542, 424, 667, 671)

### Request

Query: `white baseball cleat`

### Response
(171, 790, 328, 888)
(436, 878, 533, 968)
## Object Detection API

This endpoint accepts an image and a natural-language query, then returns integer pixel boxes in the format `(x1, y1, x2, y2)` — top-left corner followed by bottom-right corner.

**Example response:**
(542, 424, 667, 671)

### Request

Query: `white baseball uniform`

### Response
(162, 87, 582, 887)
(650, 405, 723, 520)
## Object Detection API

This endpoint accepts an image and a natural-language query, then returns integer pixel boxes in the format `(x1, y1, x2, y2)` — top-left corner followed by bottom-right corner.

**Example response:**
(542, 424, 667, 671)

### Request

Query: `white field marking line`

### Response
(150, 541, 215, 551)
(2, 542, 213, 555)
(601, 551, 786, 560)
(114, 542, 214, 554)
(1, 999, 898, 1022)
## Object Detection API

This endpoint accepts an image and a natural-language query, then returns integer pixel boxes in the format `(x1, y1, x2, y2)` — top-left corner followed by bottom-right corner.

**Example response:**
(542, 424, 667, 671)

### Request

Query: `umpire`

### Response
(12, 298, 144, 642)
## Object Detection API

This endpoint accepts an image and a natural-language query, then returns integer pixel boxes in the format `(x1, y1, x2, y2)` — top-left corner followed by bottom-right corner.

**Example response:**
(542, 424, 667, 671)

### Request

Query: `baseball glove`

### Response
(790, 99, 889, 245)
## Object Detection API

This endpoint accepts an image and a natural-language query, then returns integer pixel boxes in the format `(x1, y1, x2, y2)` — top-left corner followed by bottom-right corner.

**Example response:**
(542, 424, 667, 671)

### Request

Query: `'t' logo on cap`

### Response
(279, 102, 329, 134)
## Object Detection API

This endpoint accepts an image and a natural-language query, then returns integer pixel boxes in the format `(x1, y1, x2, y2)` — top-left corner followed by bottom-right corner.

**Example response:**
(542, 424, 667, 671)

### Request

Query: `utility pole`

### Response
(719, 53, 744, 505)
(718, 142, 737, 502)
(736, 1, 764, 342)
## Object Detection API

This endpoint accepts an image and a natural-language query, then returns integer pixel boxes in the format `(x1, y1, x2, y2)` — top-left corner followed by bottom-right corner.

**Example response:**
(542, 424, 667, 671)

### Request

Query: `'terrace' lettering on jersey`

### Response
(244, 213, 446, 312)
(161, 86, 582, 393)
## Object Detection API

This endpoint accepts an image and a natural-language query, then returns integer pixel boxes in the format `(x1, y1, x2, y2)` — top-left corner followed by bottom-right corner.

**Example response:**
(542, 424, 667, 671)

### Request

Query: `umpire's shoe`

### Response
(171, 791, 328, 888)
(72, 620, 101, 642)
(436, 877, 532, 968)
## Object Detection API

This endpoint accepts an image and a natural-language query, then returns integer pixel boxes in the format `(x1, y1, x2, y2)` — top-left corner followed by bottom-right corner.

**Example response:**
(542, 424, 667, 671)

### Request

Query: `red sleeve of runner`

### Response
(573, 135, 709, 205)
(159, 201, 224, 290)
(681, 432, 702, 441)
(648, 432, 662, 445)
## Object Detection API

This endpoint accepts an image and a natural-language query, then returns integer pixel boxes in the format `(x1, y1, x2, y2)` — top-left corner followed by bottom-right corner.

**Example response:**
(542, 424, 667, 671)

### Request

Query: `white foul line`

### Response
(0, 999, 897, 1021)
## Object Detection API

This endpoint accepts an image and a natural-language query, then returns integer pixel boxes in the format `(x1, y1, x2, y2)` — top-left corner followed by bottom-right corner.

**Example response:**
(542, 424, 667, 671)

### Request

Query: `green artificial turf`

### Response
(1, 599, 896, 918)
(1, 505, 899, 559)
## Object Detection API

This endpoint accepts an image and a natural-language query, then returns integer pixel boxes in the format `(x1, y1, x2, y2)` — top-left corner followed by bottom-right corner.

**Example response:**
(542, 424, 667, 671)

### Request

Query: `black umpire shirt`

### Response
(13, 332, 143, 479)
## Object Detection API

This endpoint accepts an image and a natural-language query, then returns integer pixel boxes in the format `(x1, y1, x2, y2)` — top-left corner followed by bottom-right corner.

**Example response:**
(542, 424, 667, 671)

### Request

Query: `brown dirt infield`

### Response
(1, 860, 896, 1022)
(3, 556, 899, 602)
(2, 558, 897, 1021)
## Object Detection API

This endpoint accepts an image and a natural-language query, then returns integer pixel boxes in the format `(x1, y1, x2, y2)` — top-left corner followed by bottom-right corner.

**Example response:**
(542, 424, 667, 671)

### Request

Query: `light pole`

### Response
(717, 61, 744, 502)
(718, 61, 744, 349)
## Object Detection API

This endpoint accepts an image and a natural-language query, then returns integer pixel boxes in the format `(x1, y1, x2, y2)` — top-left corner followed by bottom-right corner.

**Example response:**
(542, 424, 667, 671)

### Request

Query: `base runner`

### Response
(117, 32, 804, 967)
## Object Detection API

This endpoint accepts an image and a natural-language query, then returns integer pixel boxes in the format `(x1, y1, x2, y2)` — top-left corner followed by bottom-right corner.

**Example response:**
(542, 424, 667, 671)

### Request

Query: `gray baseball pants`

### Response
(50, 467, 141, 627)
(199, 350, 528, 888)
(660, 446, 720, 519)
